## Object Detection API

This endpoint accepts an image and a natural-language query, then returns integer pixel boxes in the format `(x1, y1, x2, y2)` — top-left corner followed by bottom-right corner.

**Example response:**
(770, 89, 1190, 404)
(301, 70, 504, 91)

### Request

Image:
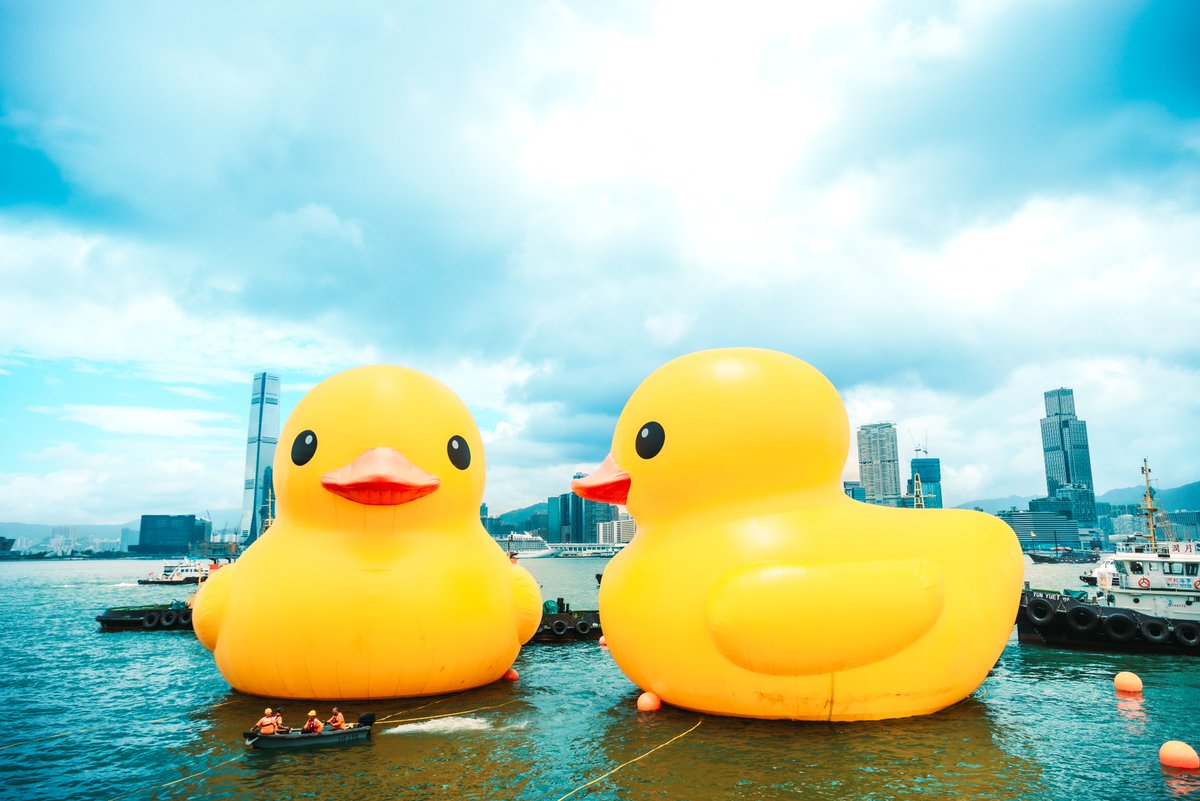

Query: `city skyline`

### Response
(2, 3, 1198, 523)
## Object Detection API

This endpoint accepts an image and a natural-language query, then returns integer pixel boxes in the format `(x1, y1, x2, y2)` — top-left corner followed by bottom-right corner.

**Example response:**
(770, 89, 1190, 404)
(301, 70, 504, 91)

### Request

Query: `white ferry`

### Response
(495, 533, 557, 559)
(137, 559, 216, 585)
(1096, 541, 1200, 622)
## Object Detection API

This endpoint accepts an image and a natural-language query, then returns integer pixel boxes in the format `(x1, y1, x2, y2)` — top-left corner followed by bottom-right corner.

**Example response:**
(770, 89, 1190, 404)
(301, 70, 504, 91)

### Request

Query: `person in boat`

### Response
(326, 707, 346, 730)
(302, 710, 324, 734)
(254, 708, 281, 736)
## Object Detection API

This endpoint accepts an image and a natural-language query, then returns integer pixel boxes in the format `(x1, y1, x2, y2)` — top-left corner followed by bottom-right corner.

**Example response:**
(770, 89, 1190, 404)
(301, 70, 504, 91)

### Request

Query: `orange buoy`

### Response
(1114, 671, 1143, 693)
(637, 691, 661, 712)
(598, 635, 608, 648)
(1160, 741, 1200, 770)
(502, 668, 519, 682)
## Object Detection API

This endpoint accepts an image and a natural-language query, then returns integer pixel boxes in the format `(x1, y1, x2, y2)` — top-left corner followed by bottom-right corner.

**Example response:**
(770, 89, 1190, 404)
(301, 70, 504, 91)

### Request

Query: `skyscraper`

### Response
(857, 423, 901, 504)
(240, 372, 281, 546)
(908, 457, 943, 509)
(1039, 387, 1096, 524)
(548, 474, 619, 544)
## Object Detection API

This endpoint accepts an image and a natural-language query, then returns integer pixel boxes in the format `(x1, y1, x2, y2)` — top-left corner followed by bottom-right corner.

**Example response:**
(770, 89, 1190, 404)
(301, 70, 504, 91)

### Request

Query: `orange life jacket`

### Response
(327, 712, 346, 730)
(255, 716, 277, 735)
(303, 717, 324, 734)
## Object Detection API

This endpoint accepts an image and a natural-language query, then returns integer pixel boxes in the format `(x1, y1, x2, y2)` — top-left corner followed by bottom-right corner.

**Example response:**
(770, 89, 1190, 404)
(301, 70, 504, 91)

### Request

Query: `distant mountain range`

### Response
(956, 481, 1200, 515)
(0, 506, 243, 544)
(1097, 481, 1200, 511)
(953, 495, 1037, 514)
(497, 502, 547, 528)
(6, 484, 1196, 542)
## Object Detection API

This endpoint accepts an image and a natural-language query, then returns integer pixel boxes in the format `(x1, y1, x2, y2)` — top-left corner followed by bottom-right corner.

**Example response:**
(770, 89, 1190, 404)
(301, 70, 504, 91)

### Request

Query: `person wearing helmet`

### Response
(254, 708, 279, 736)
(302, 709, 324, 734)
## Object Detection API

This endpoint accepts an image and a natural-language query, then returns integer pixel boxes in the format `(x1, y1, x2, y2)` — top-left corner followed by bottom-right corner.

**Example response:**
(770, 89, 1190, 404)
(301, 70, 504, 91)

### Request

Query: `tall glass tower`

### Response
(240, 372, 280, 546)
(1040, 388, 1096, 524)
(908, 457, 943, 509)
(857, 423, 901, 504)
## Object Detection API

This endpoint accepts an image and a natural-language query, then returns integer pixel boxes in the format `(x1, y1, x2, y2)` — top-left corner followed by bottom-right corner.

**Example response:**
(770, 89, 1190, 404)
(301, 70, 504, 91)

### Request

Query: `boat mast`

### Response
(1141, 458, 1157, 549)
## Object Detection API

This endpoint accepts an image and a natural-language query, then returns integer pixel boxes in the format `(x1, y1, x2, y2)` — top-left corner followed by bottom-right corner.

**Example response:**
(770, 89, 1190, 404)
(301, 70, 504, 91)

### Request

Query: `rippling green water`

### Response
(3, 558, 1199, 800)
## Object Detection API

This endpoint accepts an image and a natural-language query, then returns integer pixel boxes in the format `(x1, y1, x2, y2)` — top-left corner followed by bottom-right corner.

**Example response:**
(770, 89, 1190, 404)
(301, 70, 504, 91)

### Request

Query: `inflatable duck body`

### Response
(193, 365, 542, 700)
(575, 348, 1022, 721)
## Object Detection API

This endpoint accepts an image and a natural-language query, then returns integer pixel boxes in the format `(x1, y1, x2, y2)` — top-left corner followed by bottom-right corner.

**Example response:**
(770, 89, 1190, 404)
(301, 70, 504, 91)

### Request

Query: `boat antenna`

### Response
(1141, 458, 1157, 549)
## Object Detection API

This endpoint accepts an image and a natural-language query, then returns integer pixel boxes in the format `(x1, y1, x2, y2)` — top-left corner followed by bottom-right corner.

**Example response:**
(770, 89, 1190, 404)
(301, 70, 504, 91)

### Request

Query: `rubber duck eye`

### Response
(447, 435, 471, 470)
(635, 422, 665, 459)
(291, 430, 318, 466)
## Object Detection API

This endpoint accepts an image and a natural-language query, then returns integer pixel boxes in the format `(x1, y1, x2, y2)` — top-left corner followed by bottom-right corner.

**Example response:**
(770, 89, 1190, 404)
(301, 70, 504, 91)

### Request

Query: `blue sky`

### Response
(2, 1, 1198, 525)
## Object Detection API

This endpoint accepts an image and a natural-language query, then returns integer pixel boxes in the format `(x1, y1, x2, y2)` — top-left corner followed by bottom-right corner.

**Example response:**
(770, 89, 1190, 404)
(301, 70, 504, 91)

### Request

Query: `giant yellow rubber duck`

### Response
(193, 365, 542, 700)
(574, 348, 1022, 721)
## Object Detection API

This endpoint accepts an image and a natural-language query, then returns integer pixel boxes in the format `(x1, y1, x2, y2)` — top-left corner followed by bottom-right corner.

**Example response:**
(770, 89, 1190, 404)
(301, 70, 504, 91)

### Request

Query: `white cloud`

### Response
(842, 356, 1200, 507)
(0, 442, 242, 525)
(0, 221, 377, 384)
(166, 386, 218, 400)
(30, 404, 241, 439)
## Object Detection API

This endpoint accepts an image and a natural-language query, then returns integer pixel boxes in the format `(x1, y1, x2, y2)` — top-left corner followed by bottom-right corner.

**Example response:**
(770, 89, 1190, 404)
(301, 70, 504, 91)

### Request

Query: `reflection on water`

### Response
(6, 558, 1200, 800)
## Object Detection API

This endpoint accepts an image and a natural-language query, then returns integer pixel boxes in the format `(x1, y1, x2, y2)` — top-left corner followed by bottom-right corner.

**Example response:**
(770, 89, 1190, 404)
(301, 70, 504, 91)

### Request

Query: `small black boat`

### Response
(96, 602, 193, 631)
(1027, 549, 1100, 564)
(245, 714, 375, 749)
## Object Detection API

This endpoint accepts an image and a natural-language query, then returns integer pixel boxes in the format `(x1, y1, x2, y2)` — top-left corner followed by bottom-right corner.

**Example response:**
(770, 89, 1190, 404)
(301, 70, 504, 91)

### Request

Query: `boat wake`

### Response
(113, 582, 138, 587)
(383, 717, 528, 735)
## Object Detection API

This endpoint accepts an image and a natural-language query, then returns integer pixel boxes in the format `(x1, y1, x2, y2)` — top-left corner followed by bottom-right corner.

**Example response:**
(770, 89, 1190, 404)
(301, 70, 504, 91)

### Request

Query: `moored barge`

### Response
(96, 601, 193, 631)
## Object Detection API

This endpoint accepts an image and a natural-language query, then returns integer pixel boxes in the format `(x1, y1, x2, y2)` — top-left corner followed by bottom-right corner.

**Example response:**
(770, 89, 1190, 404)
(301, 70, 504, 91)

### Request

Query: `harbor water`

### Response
(4, 558, 1200, 800)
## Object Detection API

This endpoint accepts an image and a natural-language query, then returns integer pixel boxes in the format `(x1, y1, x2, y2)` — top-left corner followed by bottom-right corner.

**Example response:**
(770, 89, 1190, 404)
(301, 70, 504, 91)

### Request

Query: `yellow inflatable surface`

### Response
(193, 365, 542, 700)
(574, 348, 1022, 721)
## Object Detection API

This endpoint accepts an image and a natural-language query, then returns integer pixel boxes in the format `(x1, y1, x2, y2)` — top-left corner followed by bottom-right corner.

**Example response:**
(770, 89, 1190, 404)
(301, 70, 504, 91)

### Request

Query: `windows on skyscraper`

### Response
(1039, 387, 1097, 525)
(240, 371, 280, 546)
(857, 423, 901, 504)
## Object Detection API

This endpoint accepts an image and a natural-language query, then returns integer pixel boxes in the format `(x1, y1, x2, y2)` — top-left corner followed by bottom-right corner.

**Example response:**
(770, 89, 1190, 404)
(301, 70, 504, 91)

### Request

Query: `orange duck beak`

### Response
(321, 447, 440, 506)
(571, 453, 630, 505)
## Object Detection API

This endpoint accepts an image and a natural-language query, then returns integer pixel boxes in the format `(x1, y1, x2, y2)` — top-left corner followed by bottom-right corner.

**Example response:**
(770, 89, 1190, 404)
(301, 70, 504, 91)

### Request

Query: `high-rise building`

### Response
(549, 474, 619, 544)
(857, 423, 901, 504)
(907, 457, 943, 509)
(132, 514, 212, 555)
(995, 509, 1081, 552)
(547, 494, 571, 544)
(842, 481, 867, 502)
(1039, 388, 1096, 524)
(240, 372, 281, 546)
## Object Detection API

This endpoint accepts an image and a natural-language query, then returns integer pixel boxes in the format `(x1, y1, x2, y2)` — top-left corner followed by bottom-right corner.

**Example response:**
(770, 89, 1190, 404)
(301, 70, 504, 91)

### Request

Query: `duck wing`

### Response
(511, 563, 543, 644)
(191, 562, 234, 652)
(705, 559, 944, 676)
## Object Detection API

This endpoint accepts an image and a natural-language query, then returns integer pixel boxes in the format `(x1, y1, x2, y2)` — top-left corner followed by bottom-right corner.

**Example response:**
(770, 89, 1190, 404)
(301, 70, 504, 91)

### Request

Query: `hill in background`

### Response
(497, 502, 547, 529)
(957, 481, 1200, 515)
(1097, 481, 1200, 511)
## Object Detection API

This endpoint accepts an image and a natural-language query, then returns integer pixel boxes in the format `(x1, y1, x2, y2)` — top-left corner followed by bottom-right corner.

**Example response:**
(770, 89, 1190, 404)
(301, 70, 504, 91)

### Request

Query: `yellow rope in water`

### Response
(553, 718, 703, 801)
(379, 698, 519, 726)
(374, 690, 476, 724)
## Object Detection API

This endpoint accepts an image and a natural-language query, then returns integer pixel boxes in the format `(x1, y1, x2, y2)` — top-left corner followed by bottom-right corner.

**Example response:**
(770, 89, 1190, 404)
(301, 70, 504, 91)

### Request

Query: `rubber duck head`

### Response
(273, 365, 485, 533)
(574, 348, 848, 520)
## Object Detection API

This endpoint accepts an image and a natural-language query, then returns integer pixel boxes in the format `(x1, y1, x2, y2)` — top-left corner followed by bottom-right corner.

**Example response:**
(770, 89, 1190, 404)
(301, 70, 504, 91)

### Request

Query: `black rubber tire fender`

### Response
(159, 610, 178, 629)
(142, 612, 160, 629)
(1174, 622, 1200, 648)
(1025, 597, 1056, 627)
(551, 619, 568, 636)
(1065, 606, 1099, 634)
(575, 620, 592, 636)
(1103, 612, 1137, 641)
(178, 608, 193, 626)
(1140, 617, 1170, 644)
